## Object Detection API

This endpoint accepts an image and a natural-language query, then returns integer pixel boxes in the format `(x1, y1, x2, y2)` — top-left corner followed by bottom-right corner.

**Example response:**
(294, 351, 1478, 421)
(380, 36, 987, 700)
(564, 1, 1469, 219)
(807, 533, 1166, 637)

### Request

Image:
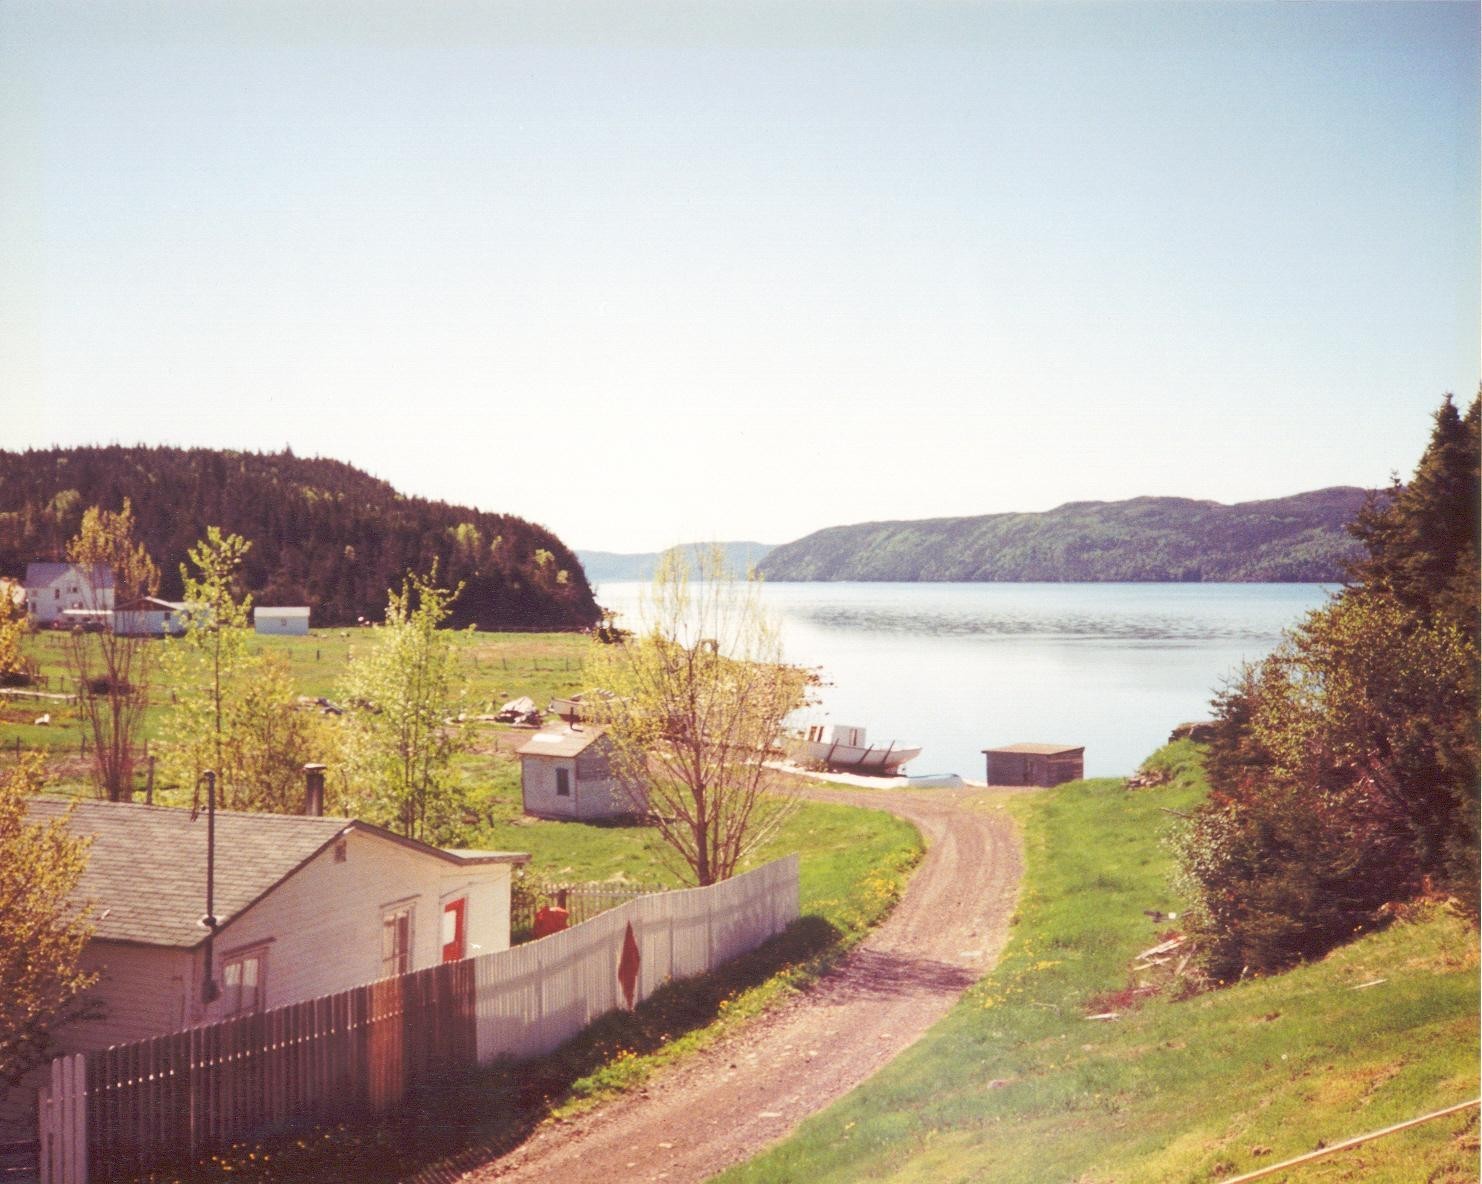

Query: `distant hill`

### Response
(0, 446, 600, 630)
(757, 488, 1374, 582)
(578, 541, 776, 583)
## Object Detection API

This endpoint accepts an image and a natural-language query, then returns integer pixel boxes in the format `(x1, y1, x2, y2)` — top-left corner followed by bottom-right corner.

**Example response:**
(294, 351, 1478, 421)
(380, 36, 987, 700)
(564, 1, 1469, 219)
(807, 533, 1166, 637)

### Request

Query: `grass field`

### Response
(717, 743, 1480, 1184)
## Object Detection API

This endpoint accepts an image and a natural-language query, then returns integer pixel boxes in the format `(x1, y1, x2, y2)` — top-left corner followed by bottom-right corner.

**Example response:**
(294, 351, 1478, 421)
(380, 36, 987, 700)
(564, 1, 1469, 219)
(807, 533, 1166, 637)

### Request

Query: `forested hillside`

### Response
(0, 447, 600, 630)
(758, 487, 1373, 582)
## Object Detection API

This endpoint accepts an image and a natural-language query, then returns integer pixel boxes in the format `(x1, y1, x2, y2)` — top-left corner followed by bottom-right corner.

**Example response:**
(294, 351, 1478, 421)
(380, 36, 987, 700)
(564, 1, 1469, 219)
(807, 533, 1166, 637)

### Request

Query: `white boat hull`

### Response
(796, 738, 921, 774)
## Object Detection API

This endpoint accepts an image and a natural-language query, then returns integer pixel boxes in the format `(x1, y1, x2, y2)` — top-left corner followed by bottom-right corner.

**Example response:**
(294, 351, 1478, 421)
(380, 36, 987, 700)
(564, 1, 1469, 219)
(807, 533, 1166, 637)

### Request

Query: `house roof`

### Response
(25, 562, 114, 589)
(26, 797, 528, 949)
(115, 597, 186, 611)
(981, 743, 1084, 756)
(516, 726, 608, 759)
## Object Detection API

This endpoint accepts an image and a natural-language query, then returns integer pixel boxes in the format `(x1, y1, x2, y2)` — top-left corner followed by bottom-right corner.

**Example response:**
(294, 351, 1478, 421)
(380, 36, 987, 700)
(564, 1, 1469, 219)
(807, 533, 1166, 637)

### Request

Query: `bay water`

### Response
(592, 581, 1332, 779)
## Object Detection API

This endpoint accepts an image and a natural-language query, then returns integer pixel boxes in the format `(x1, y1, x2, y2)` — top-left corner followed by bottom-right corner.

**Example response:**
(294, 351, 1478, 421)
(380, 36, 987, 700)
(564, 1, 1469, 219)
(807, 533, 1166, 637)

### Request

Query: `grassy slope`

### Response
(720, 746, 1479, 1184)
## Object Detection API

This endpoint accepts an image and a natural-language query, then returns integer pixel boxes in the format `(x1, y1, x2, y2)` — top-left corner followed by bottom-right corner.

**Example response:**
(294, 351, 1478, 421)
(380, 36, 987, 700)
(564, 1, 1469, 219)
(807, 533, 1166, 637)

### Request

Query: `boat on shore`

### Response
(792, 724, 922, 775)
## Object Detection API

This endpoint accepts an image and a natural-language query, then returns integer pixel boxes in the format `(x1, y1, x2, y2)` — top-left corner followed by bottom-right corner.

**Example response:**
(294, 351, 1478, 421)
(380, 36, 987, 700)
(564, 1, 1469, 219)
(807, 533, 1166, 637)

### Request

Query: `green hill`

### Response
(0, 446, 599, 630)
(757, 487, 1373, 582)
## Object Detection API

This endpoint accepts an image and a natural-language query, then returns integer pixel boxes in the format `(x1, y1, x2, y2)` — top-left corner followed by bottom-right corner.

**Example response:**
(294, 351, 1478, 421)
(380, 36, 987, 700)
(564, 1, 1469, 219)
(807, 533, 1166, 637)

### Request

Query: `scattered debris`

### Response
(1349, 978, 1387, 991)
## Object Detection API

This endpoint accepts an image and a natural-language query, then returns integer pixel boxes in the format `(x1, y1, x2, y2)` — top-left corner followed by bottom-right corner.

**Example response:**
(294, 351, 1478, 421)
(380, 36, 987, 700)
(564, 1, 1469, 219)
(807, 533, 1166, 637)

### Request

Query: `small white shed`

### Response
(517, 726, 646, 820)
(114, 597, 190, 637)
(254, 606, 310, 635)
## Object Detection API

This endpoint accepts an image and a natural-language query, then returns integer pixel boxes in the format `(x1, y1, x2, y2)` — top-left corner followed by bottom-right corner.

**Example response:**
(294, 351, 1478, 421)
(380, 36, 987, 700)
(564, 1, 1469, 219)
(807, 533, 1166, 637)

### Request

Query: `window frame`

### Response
(220, 946, 268, 1016)
(381, 900, 416, 978)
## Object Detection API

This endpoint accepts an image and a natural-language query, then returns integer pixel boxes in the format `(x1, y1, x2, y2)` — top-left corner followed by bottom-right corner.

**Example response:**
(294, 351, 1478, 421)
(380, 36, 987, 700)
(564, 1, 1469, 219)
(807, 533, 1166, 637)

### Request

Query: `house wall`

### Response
(112, 610, 184, 637)
(0, 941, 194, 1140)
(253, 612, 309, 635)
(189, 830, 512, 1025)
(521, 754, 579, 818)
(26, 569, 114, 624)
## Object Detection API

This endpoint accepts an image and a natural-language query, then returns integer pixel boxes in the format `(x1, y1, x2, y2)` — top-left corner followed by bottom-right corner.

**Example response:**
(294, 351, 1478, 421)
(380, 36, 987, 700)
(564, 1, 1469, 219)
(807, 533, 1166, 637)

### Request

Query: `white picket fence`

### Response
(37, 854, 800, 1184)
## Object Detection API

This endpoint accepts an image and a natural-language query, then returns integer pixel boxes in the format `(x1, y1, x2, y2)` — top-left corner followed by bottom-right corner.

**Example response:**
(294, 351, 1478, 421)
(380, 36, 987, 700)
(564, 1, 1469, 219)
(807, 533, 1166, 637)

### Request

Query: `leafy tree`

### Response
(587, 549, 816, 886)
(338, 567, 467, 840)
(160, 528, 253, 799)
(1349, 391, 1481, 639)
(0, 755, 98, 1087)
(1180, 394, 1482, 978)
(0, 586, 34, 684)
(64, 501, 160, 800)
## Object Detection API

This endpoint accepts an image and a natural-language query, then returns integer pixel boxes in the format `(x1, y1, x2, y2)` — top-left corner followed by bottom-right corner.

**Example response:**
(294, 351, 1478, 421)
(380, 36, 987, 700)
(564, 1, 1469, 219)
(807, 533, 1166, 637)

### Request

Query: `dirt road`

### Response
(459, 785, 1022, 1184)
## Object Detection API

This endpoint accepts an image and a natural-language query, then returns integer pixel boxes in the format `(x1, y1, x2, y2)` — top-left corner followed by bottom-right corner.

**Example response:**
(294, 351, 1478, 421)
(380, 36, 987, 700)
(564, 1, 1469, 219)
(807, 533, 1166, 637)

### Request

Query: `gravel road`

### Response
(458, 784, 1023, 1184)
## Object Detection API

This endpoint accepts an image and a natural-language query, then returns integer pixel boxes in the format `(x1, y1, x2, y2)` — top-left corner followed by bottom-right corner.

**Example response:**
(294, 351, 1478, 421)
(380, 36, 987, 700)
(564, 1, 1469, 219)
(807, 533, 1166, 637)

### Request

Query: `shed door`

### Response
(441, 897, 467, 963)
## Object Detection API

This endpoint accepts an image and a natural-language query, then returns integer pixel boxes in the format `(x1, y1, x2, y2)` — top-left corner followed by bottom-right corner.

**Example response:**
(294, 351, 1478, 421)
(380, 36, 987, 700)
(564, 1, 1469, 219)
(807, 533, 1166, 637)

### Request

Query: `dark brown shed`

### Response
(982, 743, 1085, 787)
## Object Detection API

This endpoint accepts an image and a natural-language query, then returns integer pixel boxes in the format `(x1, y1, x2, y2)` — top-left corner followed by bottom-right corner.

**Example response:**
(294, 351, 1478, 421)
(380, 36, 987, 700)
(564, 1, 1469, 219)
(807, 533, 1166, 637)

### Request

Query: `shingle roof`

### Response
(516, 726, 608, 759)
(25, 562, 114, 589)
(981, 743, 1084, 756)
(26, 798, 527, 949)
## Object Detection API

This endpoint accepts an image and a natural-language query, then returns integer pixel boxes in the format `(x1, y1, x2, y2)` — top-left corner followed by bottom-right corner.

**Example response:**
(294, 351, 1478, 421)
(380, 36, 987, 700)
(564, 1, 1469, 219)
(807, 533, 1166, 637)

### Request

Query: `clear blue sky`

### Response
(2, 1, 1476, 552)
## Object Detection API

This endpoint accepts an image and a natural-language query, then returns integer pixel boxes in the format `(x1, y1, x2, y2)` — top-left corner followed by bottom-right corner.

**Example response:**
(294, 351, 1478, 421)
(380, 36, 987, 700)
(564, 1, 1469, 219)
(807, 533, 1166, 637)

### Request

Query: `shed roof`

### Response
(26, 797, 528, 950)
(253, 606, 310, 618)
(982, 743, 1084, 756)
(516, 726, 608, 759)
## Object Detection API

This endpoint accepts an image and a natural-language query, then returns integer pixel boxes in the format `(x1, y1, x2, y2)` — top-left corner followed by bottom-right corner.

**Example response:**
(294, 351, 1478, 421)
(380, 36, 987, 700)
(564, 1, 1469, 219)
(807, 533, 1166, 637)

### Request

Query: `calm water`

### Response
(592, 582, 1332, 779)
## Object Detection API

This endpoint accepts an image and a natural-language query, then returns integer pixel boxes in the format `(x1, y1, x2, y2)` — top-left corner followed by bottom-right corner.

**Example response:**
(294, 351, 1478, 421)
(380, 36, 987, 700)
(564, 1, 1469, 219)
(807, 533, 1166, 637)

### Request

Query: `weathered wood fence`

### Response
(37, 854, 799, 1184)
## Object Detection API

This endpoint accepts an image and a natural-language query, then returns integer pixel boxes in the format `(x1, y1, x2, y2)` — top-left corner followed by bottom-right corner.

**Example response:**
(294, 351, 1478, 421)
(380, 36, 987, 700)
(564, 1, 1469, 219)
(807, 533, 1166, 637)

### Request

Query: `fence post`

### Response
(41, 1053, 88, 1184)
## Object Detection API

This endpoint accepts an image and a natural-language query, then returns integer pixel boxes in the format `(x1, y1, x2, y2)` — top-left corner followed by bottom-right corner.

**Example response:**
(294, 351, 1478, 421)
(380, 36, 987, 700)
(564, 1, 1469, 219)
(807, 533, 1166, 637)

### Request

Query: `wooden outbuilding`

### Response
(516, 726, 645, 820)
(982, 743, 1085, 787)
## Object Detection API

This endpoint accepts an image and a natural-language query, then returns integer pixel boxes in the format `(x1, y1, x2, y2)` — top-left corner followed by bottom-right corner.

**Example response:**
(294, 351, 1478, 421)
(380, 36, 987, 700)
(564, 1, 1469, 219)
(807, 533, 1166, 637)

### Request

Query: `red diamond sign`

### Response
(618, 921, 641, 1008)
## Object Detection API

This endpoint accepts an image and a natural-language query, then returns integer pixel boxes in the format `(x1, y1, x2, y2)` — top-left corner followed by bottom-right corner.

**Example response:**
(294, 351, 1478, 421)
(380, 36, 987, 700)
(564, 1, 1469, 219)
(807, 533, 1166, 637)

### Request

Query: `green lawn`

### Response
(3, 627, 591, 791)
(718, 744, 1479, 1184)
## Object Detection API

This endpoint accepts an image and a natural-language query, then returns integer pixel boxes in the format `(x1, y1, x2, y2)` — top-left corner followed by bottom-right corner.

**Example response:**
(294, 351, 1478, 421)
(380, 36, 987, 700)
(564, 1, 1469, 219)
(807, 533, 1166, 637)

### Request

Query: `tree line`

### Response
(1175, 393, 1480, 980)
(0, 445, 600, 630)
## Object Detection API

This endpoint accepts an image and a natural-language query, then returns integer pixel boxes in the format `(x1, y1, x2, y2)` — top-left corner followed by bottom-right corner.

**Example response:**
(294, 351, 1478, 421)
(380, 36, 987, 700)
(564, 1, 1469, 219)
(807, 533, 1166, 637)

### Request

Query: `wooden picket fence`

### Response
(37, 854, 799, 1184)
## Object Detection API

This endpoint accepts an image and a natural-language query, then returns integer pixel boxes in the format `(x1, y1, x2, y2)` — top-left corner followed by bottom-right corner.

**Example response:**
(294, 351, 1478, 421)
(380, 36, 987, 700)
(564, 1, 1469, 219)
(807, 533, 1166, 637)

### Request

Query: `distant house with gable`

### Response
(24, 562, 114, 625)
(253, 606, 310, 635)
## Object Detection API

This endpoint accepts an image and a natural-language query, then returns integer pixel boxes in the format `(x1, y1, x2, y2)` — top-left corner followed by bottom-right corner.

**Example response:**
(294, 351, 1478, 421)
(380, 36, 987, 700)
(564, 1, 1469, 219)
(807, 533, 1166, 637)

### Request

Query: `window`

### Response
(555, 767, 571, 797)
(381, 904, 414, 977)
(222, 949, 266, 1015)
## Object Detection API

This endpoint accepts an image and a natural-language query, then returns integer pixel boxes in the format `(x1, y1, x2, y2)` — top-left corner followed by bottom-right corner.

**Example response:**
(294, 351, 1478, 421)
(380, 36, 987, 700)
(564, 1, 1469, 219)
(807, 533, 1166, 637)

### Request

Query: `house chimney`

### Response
(303, 764, 327, 816)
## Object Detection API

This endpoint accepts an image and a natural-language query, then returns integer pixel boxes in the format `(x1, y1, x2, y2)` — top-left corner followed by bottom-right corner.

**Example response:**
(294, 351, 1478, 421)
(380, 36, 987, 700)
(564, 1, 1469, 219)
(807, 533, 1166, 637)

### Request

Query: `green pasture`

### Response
(1, 627, 591, 787)
(718, 745, 1479, 1184)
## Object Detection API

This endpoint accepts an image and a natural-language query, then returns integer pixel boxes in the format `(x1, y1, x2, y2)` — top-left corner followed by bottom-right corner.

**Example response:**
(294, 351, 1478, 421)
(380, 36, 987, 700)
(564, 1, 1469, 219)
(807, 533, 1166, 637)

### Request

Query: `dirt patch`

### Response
(456, 784, 1023, 1184)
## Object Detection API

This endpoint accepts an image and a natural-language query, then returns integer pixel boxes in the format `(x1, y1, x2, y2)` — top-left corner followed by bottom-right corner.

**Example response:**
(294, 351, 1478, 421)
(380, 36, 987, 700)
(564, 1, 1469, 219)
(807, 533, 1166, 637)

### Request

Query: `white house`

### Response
(254, 606, 310, 635)
(23, 562, 114, 625)
(517, 726, 646, 820)
(3, 794, 528, 1139)
(113, 596, 190, 637)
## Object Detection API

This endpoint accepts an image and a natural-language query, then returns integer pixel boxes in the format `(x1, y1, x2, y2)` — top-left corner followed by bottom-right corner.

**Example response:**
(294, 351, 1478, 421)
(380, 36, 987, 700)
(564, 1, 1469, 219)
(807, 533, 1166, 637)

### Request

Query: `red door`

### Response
(441, 898, 467, 963)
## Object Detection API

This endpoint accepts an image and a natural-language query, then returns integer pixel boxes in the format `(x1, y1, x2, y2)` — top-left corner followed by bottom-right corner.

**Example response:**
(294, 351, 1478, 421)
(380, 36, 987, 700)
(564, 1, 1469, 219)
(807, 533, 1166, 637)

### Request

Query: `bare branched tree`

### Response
(64, 501, 159, 801)
(588, 548, 816, 886)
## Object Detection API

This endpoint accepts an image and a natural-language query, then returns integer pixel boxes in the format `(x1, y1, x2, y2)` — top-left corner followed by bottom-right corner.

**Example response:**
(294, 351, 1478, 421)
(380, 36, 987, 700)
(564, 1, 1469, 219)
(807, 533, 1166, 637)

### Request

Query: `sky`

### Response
(1, 1, 1477, 553)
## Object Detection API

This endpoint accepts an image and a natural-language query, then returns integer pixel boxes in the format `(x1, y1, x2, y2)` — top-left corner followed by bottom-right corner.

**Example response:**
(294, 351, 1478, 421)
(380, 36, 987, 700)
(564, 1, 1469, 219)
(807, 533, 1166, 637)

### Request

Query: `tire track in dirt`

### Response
(459, 785, 1022, 1184)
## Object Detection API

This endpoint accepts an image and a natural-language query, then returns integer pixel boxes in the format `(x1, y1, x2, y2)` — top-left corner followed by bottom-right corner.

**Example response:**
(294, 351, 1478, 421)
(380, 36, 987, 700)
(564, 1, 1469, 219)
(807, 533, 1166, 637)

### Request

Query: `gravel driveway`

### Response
(459, 784, 1023, 1184)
